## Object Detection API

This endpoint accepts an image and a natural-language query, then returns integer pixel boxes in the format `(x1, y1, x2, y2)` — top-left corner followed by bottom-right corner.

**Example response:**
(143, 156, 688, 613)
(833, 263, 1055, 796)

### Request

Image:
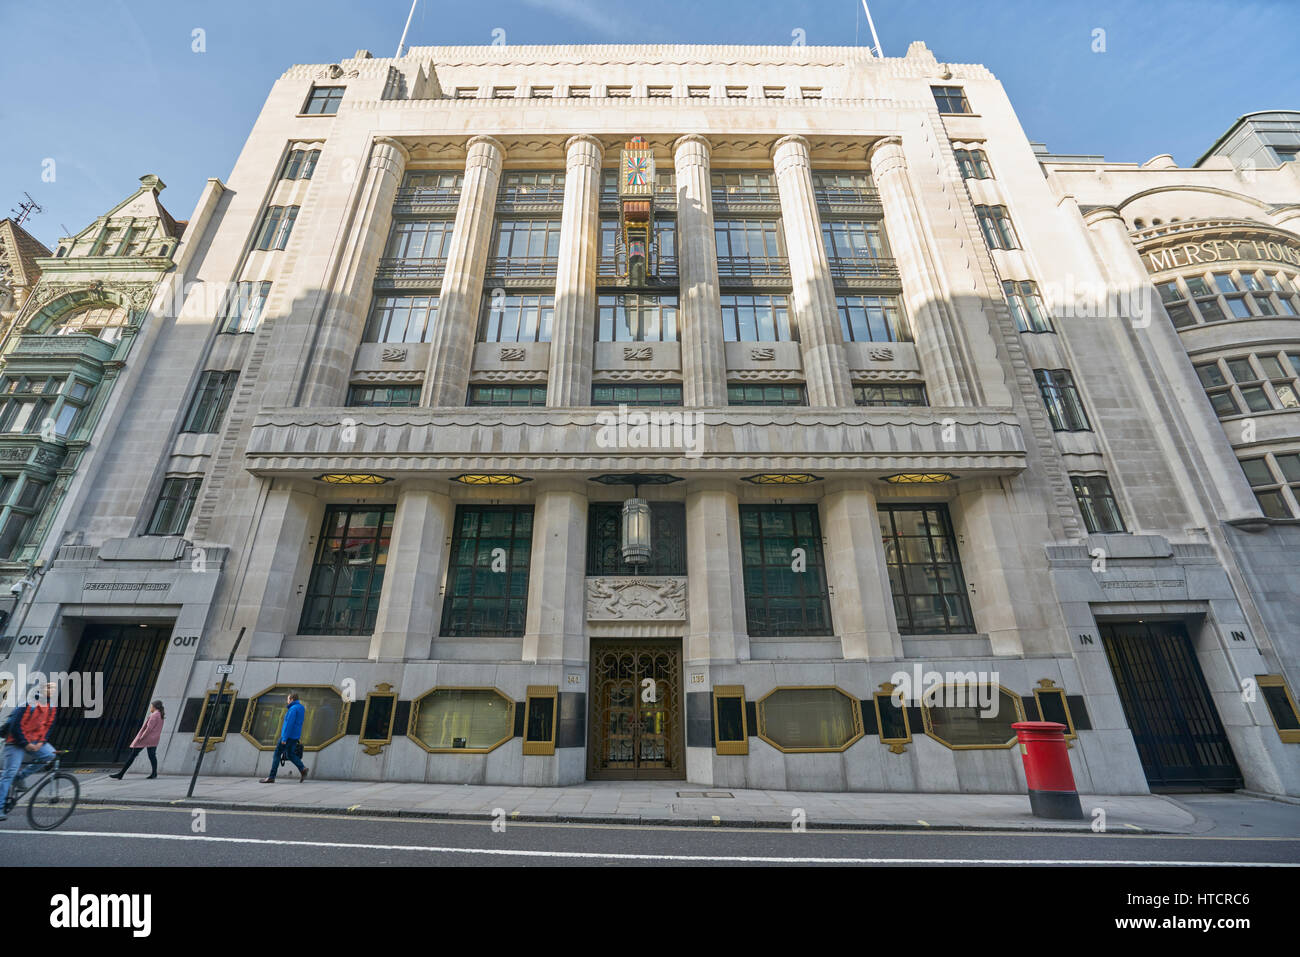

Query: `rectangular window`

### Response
(1185, 275, 1227, 322)
(974, 205, 1020, 250)
(727, 383, 808, 406)
(586, 501, 686, 576)
(591, 383, 683, 406)
(1258, 675, 1300, 743)
(1263, 272, 1299, 315)
(345, 385, 421, 407)
(931, 86, 972, 113)
(498, 171, 566, 204)
(711, 171, 778, 202)
(1214, 272, 1253, 318)
(1241, 456, 1295, 518)
(1035, 368, 1091, 431)
(821, 220, 887, 260)
(253, 205, 298, 251)
(281, 148, 321, 180)
(836, 294, 910, 342)
(364, 295, 439, 344)
(1003, 280, 1053, 332)
(1196, 361, 1241, 417)
(298, 505, 395, 636)
(1156, 280, 1197, 328)
(715, 219, 785, 273)
(854, 383, 928, 407)
(0, 477, 47, 559)
(302, 86, 345, 115)
(479, 294, 554, 343)
(596, 293, 678, 342)
(385, 219, 455, 260)
(440, 505, 533, 638)
(467, 384, 547, 407)
(739, 504, 833, 637)
(713, 685, 749, 755)
(1224, 356, 1273, 412)
(954, 148, 993, 179)
(522, 685, 559, 755)
(1071, 475, 1126, 533)
(221, 280, 272, 333)
(812, 171, 874, 202)
(181, 371, 238, 433)
(145, 477, 202, 536)
(720, 294, 793, 342)
(879, 505, 975, 634)
(493, 218, 563, 264)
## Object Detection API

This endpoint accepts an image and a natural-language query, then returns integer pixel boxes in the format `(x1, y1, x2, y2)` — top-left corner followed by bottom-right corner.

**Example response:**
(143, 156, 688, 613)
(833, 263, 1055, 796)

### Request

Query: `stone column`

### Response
(368, 481, 454, 661)
(237, 483, 319, 658)
(522, 480, 588, 663)
(674, 135, 728, 407)
(547, 135, 604, 406)
(424, 135, 506, 406)
(300, 136, 407, 406)
(685, 481, 749, 663)
(770, 135, 854, 407)
(821, 482, 900, 660)
(868, 136, 976, 406)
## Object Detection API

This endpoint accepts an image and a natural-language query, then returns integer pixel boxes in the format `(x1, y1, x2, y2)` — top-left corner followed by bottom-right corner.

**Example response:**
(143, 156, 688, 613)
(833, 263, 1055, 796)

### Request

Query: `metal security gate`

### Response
(1101, 621, 1242, 790)
(588, 640, 684, 780)
(54, 624, 170, 766)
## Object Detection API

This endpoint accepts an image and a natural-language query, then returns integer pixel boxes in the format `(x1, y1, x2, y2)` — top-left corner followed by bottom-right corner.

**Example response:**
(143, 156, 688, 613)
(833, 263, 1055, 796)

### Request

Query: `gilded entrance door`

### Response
(588, 640, 684, 780)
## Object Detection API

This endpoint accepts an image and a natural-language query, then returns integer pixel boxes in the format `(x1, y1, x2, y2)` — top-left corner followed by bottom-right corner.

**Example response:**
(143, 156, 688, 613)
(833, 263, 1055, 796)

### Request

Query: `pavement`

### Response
(67, 770, 1224, 833)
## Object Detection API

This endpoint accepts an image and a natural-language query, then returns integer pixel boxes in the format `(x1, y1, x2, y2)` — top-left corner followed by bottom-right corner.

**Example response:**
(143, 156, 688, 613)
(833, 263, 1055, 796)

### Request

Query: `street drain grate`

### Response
(676, 791, 734, 798)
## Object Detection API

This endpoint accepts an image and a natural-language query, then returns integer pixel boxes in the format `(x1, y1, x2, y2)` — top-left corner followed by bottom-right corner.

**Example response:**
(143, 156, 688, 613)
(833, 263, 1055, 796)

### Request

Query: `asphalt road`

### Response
(3, 803, 1298, 866)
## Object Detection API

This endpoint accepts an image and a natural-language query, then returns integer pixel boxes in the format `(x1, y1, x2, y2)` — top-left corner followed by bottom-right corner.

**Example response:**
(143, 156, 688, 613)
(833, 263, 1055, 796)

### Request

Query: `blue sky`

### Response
(1, 0, 1296, 249)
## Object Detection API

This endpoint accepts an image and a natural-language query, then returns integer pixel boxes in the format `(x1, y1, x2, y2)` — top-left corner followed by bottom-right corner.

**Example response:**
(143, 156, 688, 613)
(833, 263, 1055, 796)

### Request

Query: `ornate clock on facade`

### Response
(619, 137, 656, 285)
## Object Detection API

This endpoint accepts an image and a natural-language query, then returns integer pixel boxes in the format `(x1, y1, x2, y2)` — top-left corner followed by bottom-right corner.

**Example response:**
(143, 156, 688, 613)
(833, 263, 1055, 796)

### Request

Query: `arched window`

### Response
(52, 303, 129, 342)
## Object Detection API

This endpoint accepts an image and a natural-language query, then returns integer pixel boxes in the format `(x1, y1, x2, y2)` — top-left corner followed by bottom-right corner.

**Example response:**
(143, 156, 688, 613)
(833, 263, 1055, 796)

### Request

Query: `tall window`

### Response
(1241, 455, 1300, 519)
(222, 281, 271, 333)
(364, 295, 439, 343)
(346, 385, 420, 407)
(1035, 369, 1091, 431)
(931, 86, 972, 114)
(715, 219, 784, 271)
(974, 205, 1019, 250)
(302, 86, 345, 115)
(727, 383, 807, 406)
(739, 504, 833, 637)
(821, 220, 887, 260)
(467, 384, 547, 407)
(0, 375, 94, 438)
(298, 505, 395, 636)
(494, 219, 562, 263)
(253, 205, 299, 251)
(145, 477, 202, 536)
(596, 294, 678, 342)
(280, 148, 320, 180)
(385, 220, 455, 260)
(1072, 475, 1126, 533)
(720, 294, 793, 341)
(598, 218, 675, 277)
(586, 502, 686, 576)
(181, 371, 238, 433)
(440, 505, 534, 638)
(479, 294, 554, 343)
(854, 383, 928, 407)
(954, 148, 993, 179)
(836, 295, 910, 342)
(591, 383, 682, 406)
(0, 477, 49, 560)
(879, 505, 975, 635)
(1003, 280, 1053, 333)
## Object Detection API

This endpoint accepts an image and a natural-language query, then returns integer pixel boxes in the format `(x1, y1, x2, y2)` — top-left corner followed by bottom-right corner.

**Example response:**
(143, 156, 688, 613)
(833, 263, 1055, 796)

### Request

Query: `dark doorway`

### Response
(53, 623, 170, 766)
(1101, 621, 1243, 790)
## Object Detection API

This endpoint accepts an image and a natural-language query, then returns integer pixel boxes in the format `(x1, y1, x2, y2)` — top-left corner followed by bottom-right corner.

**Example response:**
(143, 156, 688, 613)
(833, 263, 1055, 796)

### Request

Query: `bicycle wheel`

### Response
(26, 772, 79, 830)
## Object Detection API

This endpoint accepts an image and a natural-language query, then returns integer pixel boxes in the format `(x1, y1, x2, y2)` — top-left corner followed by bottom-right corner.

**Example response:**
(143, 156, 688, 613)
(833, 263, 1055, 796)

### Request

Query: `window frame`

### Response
(1034, 368, 1092, 432)
(931, 85, 972, 114)
(1071, 474, 1127, 533)
(712, 685, 749, 755)
(738, 503, 834, 638)
(879, 504, 976, 635)
(180, 370, 238, 434)
(302, 86, 345, 115)
(297, 504, 396, 636)
(1003, 280, 1053, 333)
(439, 505, 534, 638)
(755, 686, 864, 753)
(522, 684, 559, 755)
(145, 476, 203, 536)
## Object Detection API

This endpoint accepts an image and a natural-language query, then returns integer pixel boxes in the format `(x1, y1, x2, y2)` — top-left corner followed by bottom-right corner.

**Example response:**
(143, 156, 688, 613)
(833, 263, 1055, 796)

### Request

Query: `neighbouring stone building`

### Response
(4, 43, 1297, 795)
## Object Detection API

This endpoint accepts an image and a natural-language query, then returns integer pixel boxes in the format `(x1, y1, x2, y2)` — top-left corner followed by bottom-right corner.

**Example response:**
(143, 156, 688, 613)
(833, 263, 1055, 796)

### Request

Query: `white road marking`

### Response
(1, 830, 1292, 865)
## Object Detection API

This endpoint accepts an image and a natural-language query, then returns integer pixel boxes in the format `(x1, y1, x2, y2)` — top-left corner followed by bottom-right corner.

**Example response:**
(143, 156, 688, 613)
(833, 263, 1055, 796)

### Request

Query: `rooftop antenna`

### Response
(861, 0, 883, 57)
(10, 193, 42, 227)
(395, 0, 418, 58)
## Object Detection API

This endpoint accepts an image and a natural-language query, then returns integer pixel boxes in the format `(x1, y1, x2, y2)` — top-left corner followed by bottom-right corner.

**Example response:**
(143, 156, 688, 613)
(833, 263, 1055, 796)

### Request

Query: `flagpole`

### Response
(861, 0, 883, 57)
(396, 0, 418, 58)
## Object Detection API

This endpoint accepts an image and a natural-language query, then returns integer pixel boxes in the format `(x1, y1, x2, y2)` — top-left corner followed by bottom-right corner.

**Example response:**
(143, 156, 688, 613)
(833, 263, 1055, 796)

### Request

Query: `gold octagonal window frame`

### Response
(407, 686, 516, 754)
(240, 683, 351, 752)
(755, 685, 864, 754)
(193, 685, 239, 752)
(920, 683, 1025, 750)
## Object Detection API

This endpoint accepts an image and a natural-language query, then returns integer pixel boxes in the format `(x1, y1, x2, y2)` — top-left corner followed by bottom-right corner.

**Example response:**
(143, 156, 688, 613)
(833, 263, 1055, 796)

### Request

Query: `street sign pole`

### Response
(186, 627, 244, 798)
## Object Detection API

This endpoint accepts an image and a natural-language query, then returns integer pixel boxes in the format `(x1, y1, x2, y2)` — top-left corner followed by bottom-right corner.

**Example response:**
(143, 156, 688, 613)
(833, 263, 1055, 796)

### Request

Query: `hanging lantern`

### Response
(621, 495, 651, 565)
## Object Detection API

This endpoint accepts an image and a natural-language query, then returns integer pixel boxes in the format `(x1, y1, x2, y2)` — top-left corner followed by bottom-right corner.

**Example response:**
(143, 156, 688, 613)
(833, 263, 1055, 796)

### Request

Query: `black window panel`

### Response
(739, 504, 833, 637)
(727, 383, 807, 406)
(879, 504, 975, 635)
(346, 385, 421, 407)
(586, 501, 686, 576)
(299, 505, 395, 636)
(590, 383, 683, 406)
(876, 694, 910, 740)
(181, 371, 238, 433)
(714, 696, 745, 743)
(303, 86, 345, 115)
(361, 695, 396, 740)
(145, 477, 202, 536)
(1072, 474, 1126, 533)
(931, 85, 971, 113)
(854, 383, 928, 407)
(440, 505, 534, 638)
(1262, 684, 1300, 731)
(467, 384, 548, 406)
(1035, 368, 1091, 431)
(524, 696, 556, 742)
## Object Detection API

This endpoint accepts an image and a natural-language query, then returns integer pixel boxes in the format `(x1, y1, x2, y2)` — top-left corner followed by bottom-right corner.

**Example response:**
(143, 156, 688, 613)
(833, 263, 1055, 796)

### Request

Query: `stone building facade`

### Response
(4, 43, 1298, 795)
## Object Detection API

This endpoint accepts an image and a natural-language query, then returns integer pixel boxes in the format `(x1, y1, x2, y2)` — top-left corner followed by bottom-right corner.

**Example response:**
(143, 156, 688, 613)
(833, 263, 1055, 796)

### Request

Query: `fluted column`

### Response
(771, 135, 853, 407)
(821, 482, 900, 660)
(868, 136, 975, 406)
(522, 480, 588, 663)
(424, 135, 505, 406)
(685, 482, 749, 662)
(300, 136, 407, 406)
(547, 135, 604, 406)
(674, 135, 728, 406)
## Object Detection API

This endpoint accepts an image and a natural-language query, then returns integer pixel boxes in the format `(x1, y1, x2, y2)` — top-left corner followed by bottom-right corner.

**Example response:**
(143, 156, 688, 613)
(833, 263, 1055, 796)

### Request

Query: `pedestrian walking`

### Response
(260, 691, 308, 783)
(109, 700, 165, 780)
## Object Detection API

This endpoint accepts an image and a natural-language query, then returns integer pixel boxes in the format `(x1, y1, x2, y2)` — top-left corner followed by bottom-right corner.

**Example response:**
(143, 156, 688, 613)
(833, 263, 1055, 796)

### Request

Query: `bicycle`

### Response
(2, 749, 80, 830)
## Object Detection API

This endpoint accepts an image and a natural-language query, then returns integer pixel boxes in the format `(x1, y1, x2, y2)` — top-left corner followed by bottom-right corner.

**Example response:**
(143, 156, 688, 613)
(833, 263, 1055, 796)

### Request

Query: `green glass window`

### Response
(586, 501, 685, 576)
(739, 504, 833, 637)
(854, 383, 928, 407)
(364, 295, 439, 343)
(467, 384, 547, 406)
(596, 294, 678, 342)
(440, 505, 534, 638)
(879, 505, 975, 635)
(298, 505, 395, 635)
(727, 383, 807, 406)
(1003, 280, 1053, 333)
(836, 295, 910, 342)
(346, 385, 420, 407)
(591, 383, 683, 406)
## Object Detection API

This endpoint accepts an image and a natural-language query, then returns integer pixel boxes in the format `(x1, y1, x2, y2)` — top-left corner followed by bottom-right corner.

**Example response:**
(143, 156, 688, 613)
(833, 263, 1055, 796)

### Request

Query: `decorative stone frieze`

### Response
(586, 576, 687, 621)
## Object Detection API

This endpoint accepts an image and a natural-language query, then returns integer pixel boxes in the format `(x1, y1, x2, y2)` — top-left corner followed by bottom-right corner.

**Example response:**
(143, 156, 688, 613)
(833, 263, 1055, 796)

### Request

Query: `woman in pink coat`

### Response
(110, 700, 164, 780)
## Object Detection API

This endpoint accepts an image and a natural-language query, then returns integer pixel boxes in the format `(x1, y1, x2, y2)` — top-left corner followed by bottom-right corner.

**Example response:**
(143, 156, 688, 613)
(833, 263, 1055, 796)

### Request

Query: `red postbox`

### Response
(1011, 721, 1084, 820)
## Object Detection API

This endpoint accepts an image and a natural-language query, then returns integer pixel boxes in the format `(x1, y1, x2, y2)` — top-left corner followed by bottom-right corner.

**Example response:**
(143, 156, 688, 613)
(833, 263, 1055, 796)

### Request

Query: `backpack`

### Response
(0, 705, 25, 739)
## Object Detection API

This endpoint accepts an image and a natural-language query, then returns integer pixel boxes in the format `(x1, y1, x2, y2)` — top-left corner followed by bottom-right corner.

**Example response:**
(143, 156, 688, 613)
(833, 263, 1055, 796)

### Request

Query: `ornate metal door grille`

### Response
(587, 640, 685, 780)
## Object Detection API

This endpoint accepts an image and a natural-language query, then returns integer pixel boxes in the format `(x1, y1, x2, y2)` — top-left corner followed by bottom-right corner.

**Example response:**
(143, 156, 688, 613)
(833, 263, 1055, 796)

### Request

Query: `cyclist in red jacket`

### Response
(0, 681, 58, 820)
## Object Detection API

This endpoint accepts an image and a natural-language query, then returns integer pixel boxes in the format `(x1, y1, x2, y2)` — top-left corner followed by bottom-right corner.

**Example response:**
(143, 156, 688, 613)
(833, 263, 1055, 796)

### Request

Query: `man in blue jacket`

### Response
(260, 691, 308, 783)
